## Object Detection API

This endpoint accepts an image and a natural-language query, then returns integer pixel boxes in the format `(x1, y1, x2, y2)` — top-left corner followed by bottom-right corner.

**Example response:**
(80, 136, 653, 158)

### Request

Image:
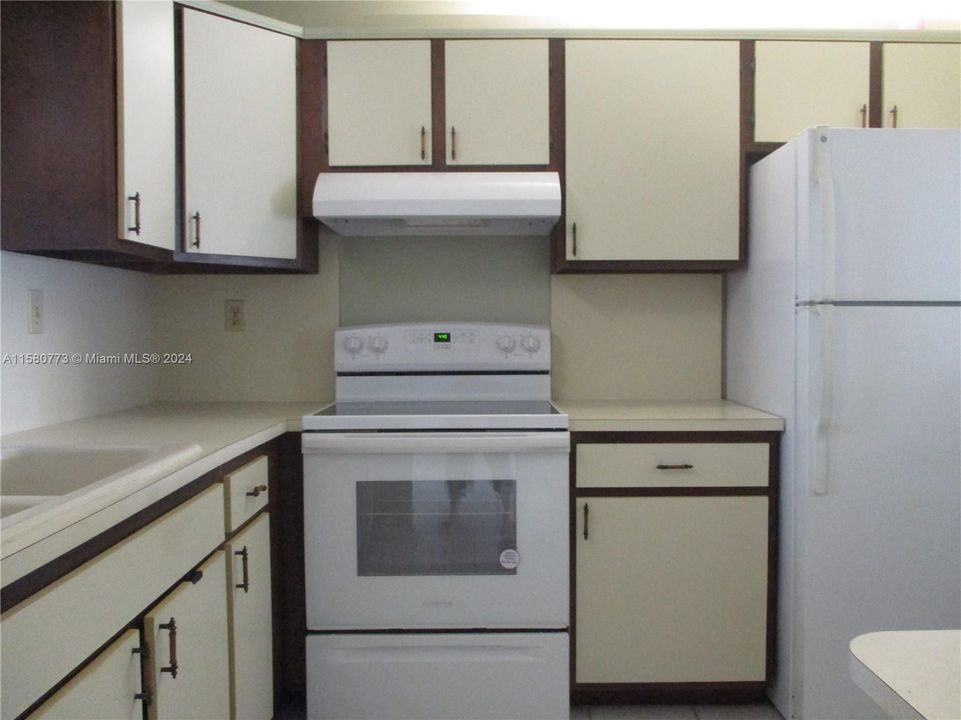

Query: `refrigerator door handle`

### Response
(814, 129, 837, 302)
(812, 304, 835, 495)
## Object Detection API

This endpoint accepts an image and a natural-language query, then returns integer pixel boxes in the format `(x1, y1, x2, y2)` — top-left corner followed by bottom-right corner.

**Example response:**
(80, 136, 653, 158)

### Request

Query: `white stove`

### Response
(302, 322, 570, 720)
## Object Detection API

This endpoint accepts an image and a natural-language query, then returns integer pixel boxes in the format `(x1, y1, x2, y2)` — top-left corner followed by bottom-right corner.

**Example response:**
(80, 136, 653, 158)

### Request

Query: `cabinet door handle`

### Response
(656, 463, 694, 470)
(889, 105, 898, 128)
(158, 618, 178, 678)
(246, 484, 268, 498)
(860, 104, 867, 128)
(450, 126, 457, 161)
(582, 502, 589, 540)
(235, 546, 250, 593)
(572, 221, 577, 257)
(127, 192, 142, 236)
(190, 212, 201, 248)
(420, 126, 427, 161)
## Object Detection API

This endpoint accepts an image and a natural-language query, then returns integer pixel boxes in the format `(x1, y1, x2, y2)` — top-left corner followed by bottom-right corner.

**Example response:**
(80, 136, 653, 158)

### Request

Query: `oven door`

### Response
(302, 431, 569, 630)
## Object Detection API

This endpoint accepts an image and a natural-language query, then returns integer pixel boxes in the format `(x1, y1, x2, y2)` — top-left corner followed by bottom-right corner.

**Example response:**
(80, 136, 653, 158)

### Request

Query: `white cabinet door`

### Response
(754, 41, 870, 142)
(883, 43, 961, 128)
(182, 9, 297, 259)
(116, 0, 176, 249)
(444, 40, 549, 165)
(146, 551, 230, 720)
(327, 41, 432, 166)
(28, 630, 144, 719)
(226, 514, 273, 720)
(575, 496, 768, 683)
(565, 41, 740, 262)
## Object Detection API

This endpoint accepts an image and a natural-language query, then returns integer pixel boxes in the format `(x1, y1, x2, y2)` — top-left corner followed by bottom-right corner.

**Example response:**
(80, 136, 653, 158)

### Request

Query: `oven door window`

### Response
(357, 480, 517, 576)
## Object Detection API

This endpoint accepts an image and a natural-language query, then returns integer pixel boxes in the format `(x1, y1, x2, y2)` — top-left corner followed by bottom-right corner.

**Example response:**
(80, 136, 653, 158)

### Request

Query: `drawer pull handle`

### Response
(656, 464, 694, 470)
(889, 105, 898, 128)
(246, 484, 267, 498)
(451, 126, 457, 161)
(860, 104, 867, 128)
(583, 502, 589, 540)
(127, 192, 142, 236)
(420, 126, 427, 161)
(159, 618, 178, 678)
(235, 546, 250, 593)
(572, 221, 577, 257)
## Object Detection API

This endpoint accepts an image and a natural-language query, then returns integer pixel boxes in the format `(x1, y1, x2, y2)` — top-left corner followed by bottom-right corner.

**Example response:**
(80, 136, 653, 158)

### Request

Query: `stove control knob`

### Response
(496, 335, 516, 353)
(344, 335, 363, 355)
(521, 334, 541, 353)
(369, 335, 389, 355)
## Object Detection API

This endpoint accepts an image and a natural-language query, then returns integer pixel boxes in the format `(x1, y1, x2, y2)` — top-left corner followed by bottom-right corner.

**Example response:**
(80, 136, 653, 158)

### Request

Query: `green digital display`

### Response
(434, 332, 451, 343)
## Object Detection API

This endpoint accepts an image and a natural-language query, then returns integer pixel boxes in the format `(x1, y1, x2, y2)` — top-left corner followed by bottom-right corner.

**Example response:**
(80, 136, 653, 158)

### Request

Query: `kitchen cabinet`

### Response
(0, 484, 224, 718)
(1, 439, 286, 718)
(562, 40, 741, 269)
(181, 8, 298, 260)
(754, 41, 871, 142)
(326, 40, 433, 167)
(882, 43, 961, 128)
(27, 630, 145, 719)
(117, 0, 176, 250)
(145, 551, 231, 720)
(444, 40, 550, 166)
(572, 433, 778, 701)
(226, 514, 273, 720)
(0, 1, 174, 264)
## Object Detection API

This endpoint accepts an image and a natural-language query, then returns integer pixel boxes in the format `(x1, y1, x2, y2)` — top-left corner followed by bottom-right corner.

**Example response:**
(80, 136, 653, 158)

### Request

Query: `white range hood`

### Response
(312, 171, 561, 236)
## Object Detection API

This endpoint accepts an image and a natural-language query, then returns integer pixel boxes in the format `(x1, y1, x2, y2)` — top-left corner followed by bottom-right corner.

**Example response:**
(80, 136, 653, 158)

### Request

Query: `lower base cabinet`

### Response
(29, 630, 145, 719)
(145, 551, 230, 720)
(576, 496, 769, 683)
(226, 513, 274, 720)
(572, 433, 778, 700)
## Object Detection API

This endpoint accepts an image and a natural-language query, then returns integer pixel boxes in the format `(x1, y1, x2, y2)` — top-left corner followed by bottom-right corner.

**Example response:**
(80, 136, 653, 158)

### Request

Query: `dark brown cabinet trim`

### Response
(569, 430, 781, 703)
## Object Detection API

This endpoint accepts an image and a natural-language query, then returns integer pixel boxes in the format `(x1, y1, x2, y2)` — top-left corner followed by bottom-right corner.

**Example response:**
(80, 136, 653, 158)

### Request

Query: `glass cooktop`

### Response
(303, 401, 567, 431)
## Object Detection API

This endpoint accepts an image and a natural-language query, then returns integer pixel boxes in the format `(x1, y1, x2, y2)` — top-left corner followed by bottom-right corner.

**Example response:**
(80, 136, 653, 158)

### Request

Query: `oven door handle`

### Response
(302, 432, 570, 454)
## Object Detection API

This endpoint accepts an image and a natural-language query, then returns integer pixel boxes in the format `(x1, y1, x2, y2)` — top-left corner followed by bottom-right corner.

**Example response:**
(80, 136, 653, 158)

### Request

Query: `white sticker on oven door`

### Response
(499, 549, 519, 570)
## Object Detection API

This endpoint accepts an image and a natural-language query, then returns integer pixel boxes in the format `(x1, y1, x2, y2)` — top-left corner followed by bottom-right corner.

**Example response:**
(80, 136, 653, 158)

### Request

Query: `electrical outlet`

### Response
(28, 289, 44, 334)
(225, 299, 245, 332)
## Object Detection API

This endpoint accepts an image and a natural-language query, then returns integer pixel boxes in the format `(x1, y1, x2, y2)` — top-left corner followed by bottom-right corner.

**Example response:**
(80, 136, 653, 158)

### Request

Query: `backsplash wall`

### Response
(338, 236, 551, 326)
(0, 251, 159, 435)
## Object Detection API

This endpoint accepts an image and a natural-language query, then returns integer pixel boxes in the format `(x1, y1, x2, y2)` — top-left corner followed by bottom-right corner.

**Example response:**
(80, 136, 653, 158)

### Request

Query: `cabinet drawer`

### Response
(224, 455, 269, 534)
(0, 484, 223, 719)
(576, 443, 768, 489)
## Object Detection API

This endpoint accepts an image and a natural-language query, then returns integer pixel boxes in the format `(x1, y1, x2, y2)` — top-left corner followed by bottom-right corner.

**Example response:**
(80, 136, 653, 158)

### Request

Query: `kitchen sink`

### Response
(0, 444, 204, 522)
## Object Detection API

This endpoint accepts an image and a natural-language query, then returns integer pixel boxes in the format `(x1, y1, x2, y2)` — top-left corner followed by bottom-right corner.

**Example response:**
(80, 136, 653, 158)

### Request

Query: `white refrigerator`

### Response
(726, 128, 961, 720)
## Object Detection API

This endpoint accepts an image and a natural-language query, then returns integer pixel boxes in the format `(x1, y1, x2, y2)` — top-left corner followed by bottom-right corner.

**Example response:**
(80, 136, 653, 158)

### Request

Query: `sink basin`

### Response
(0, 444, 204, 524)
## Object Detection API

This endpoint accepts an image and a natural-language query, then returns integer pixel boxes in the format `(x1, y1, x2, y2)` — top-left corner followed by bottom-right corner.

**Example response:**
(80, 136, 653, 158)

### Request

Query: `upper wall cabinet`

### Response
(117, 0, 177, 250)
(882, 43, 961, 128)
(561, 40, 740, 269)
(181, 8, 298, 260)
(754, 41, 871, 142)
(1, 0, 175, 264)
(327, 41, 433, 167)
(444, 40, 550, 166)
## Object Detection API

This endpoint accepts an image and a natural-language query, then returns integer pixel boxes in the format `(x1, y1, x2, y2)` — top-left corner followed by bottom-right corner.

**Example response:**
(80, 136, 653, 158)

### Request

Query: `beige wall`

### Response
(0, 252, 159, 435)
(551, 274, 722, 400)
(152, 237, 338, 402)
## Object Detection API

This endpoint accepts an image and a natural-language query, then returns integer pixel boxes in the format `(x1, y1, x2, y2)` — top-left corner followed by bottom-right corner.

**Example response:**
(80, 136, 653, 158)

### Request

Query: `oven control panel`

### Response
(335, 322, 551, 372)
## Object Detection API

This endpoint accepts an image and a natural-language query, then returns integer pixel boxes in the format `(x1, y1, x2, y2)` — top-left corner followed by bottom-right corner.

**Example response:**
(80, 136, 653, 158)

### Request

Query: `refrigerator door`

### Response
(794, 304, 961, 720)
(796, 128, 961, 303)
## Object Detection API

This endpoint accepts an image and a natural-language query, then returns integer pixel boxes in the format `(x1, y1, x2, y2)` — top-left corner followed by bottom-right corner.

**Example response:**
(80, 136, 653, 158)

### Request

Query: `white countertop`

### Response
(850, 630, 961, 720)
(553, 399, 784, 432)
(1, 401, 328, 583)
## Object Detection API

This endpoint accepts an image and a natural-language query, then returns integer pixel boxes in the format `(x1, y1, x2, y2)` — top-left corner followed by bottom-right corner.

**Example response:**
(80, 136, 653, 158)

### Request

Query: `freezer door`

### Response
(794, 304, 961, 720)
(796, 128, 961, 302)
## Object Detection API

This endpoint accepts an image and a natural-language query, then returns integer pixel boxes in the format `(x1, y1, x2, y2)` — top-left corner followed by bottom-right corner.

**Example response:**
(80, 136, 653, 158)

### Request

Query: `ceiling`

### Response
(219, 0, 961, 38)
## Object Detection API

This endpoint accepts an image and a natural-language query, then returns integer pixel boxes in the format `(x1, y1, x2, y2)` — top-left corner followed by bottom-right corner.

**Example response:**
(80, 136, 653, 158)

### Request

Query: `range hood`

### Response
(312, 172, 561, 237)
